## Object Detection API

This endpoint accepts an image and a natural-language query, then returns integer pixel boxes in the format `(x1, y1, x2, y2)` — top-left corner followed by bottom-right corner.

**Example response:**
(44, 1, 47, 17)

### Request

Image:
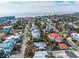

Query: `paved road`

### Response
(67, 37, 79, 51)
(44, 20, 59, 32)
(10, 25, 28, 58)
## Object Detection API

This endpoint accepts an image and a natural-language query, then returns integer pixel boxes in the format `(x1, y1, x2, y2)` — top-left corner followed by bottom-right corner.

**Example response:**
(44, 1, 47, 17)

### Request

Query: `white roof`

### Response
(32, 29, 40, 39)
(52, 51, 69, 58)
(71, 33, 79, 41)
(33, 51, 47, 58)
(7, 35, 14, 40)
(5, 35, 19, 42)
(34, 42, 46, 49)
(3, 26, 12, 28)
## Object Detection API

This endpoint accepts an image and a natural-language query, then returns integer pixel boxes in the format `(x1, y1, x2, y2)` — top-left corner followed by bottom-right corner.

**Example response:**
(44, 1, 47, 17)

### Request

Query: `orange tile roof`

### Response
(55, 36, 63, 41)
(47, 33, 63, 42)
(58, 43, 69, 49)
(12, 30, 16, 32)
(48, 33, 57, 37)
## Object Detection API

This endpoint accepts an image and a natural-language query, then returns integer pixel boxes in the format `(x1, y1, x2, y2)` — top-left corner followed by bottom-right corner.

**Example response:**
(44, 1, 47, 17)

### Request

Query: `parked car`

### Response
(45, 27, 55, 33)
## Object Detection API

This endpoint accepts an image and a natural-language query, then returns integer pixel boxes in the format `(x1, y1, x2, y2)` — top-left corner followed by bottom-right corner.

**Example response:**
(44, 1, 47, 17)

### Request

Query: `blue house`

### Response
(3, 26, 13, 33)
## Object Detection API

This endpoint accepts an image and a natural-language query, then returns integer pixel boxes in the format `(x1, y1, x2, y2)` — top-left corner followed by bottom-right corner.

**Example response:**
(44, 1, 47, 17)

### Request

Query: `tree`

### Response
(0, 37, 4, 43)
(24, 43, 35, 58)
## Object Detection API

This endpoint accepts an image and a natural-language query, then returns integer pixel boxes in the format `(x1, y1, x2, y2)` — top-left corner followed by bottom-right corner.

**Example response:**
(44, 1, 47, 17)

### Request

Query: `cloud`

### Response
(74, 1, 79, 5)
(0, 1, 79, 17)
(55, 1, 74, 6)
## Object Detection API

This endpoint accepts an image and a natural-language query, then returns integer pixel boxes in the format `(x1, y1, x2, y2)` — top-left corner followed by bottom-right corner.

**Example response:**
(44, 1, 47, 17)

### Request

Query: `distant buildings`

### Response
(0, 16, 16, 22)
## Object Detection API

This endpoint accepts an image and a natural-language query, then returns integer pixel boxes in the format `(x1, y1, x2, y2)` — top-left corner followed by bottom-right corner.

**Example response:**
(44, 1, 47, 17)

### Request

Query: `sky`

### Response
(0, 1, 79, 17)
